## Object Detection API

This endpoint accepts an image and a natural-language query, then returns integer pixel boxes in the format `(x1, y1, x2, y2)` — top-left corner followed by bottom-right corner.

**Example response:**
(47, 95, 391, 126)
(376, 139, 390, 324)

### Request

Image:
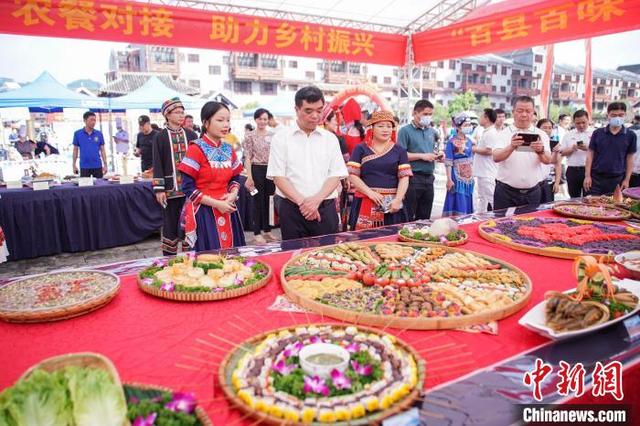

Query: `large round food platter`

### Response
(281, 242, 532, 330)
(137, 254, 272, 302)
(552, 202, 631, 221)
(219, 323, 425, 425)
(623, 186, 640, 200)
(0, 270, 120, 323)
(479, 216, 640, 260)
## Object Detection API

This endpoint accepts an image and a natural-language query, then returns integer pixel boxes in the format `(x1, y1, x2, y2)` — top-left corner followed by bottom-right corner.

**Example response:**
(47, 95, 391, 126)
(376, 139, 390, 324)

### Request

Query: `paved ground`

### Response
(0, 164, 568, 279)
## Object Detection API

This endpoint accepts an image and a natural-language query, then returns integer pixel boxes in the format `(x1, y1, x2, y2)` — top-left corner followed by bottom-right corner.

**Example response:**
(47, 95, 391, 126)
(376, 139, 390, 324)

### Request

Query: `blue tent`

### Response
(108, 76, 203, 110)
(0, 71, 107, 109)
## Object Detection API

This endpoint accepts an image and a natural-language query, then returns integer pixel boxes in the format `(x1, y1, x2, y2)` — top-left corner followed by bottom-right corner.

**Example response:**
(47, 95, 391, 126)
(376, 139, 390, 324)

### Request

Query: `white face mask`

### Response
(419, 116, 432, 127)
(609, 117, 625, 128)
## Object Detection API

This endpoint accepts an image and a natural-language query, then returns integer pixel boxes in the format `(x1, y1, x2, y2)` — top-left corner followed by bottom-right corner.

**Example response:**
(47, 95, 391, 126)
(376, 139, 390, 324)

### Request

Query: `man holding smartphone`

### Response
(492, 96, 551, 210)
(559, 110, 592, 198)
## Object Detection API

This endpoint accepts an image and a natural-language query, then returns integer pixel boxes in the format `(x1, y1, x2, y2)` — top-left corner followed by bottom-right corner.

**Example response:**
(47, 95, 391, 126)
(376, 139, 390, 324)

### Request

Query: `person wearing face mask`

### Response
(492, 96, 552, 210)
(397, 99, 441, 220)
(443, 113, 475, 216)
(584, 102, 637, 195)
(347, 110, 412, 230)
(559, 110, 593, 198)
(178, 101, 245, 251)
(152, 97, 199, 255)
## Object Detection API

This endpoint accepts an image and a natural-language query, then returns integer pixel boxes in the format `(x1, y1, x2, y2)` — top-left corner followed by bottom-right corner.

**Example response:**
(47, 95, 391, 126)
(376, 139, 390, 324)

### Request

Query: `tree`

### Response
(476, 96, 492, 114)
(448, 91, 476, 116)
(241, 101, 259, 110)
(548, 104, 575, 123)
(433, 103, 449, 124)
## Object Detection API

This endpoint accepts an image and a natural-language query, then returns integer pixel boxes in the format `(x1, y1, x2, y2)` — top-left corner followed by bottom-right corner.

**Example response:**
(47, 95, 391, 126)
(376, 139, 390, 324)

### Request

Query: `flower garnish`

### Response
(309, 336, 321, 344)
(244, 259, 257, 267)
(234, 275, 244, 285)
(283, 341, 304, 358)
(345, 342, 360, 353)
(330, 369, 351, 390)
(273, 359, 296, 376)
(133, 412, 157, 426)
(160, 281, 175, 292)
(152, 259, 164, 267)
(351, 360, 373, 376)
(141, 278, 153, 286)
(303, 375, 329, 396)
(164, 392, 196, 414)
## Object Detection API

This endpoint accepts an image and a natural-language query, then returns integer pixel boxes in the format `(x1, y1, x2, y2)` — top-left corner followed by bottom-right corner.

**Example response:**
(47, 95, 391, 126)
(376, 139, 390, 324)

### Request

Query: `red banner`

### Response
(584, 39, 593, 119)
(412, 0, 640, 64)
(540, 45, 554, 118)
(0, 0, 407, 66)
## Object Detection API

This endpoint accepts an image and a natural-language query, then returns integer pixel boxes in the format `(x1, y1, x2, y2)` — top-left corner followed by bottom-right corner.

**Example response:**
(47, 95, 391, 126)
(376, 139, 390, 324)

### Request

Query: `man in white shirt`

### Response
(559, 110, 593, 198)
(492, 96, 552, 210)
(557, 114, 571, 145)
(267, 86, 348, 240)
(472, 108, 498, 213)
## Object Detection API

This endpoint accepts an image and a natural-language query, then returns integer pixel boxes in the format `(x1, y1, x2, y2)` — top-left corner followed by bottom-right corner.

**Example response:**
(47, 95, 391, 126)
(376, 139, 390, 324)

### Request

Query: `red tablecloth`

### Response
(0, 212, 635, 423)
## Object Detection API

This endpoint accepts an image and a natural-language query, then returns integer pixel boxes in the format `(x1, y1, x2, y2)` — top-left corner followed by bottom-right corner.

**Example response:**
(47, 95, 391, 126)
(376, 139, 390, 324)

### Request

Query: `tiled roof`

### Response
(99, 72, 199, 96)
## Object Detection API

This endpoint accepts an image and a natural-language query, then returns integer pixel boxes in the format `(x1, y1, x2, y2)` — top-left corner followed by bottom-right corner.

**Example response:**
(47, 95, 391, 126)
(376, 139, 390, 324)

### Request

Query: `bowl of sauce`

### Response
(299, 343, 349, 378)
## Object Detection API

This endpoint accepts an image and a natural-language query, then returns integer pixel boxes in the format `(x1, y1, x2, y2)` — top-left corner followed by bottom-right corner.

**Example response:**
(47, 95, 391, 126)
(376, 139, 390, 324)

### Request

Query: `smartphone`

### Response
(577, 140, 584, 146)
(250, 188, 259, 196)
(550, 140, 559, 150)
(517, 133, 540, 146)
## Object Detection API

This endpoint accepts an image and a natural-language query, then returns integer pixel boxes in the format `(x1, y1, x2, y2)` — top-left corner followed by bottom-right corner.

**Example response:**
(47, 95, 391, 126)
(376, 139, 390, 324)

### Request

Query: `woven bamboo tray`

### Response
(398, 230, 469, 246)
(281, 242, 532, 330)
(137, 263, 272, 302)
(0, 270, 120, 323)
(218, 323, 426, 426)
(552, 202, 631, 221)
(123, 382, 212, 426)
(477, 217, 640, 261)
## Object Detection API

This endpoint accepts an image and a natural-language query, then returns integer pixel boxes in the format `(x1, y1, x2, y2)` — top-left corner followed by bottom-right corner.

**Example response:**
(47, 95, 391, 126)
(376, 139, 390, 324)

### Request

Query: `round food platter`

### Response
(552, 202, 631, 221)
(281, 242, 532, 330)
(478, 216, 640, 260)
(0, 270, 120, 323)
(219, 323, 425, 425)
(137, 254, 272, 302)
(623, 186, 640, 200)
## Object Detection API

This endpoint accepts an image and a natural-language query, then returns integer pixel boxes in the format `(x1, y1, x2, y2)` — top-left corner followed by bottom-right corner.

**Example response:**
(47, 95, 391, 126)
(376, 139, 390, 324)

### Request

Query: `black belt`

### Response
(276, 195, 335, 208)
(567, 166, 585, 169)
(592, 171, 624, 179)
(497, 180, 541, 194)
(412, 171, 433, 176)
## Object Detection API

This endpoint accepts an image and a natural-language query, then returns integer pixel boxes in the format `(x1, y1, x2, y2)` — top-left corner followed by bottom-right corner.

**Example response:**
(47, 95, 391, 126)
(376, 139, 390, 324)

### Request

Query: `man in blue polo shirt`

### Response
(397, 99, 441, 220)
(584, 102, 637, 195)
(72, 111, 107, 178)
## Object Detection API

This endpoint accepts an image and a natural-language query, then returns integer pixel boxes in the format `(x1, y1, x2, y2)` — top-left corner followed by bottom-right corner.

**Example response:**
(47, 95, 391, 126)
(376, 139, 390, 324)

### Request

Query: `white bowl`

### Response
(299, 343, 349, 379)
(615, 251, 640, 280)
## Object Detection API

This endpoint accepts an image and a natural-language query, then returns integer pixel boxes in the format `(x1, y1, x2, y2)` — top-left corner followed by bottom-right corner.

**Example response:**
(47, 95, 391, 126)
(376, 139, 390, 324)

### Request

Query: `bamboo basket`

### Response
(398, 230, 469, 246)
(552, 202, 631, 221)
(281, 242, 533, 330)
(477, 217, 636, 261)
(218, 323, 426, 426)
(0, 271, 120, 323)
(137, 263, 272, 302)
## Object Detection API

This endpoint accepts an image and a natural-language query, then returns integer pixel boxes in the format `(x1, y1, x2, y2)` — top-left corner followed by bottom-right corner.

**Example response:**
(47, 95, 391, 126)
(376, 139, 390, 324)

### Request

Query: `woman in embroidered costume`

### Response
(443, 113, 475, 216)
(152, 97, 199, 256)
(346, 110, 412, 230)
(178, 102, 246, 251)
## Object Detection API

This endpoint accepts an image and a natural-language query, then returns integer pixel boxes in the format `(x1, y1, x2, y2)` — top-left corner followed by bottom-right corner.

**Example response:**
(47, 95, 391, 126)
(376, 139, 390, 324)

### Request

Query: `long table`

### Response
(0, 207, 638, 425)
(0, 176, 254, 261)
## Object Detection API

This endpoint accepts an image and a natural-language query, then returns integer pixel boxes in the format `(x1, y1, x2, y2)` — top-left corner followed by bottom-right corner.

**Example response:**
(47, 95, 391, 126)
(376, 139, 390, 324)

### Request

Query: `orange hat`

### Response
(366, 110, 396, 128)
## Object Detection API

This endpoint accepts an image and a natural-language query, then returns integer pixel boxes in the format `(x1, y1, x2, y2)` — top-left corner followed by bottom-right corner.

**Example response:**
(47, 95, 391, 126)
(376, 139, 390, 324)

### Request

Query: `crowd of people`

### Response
(64, 85, 639, 254)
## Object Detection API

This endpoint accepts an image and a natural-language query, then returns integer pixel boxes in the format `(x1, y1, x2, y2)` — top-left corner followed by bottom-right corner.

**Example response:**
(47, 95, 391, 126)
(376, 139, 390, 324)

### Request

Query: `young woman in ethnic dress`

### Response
(443, 113, 475, 216)
(178, 102, 246, 251)
(347, 110, 412, 230)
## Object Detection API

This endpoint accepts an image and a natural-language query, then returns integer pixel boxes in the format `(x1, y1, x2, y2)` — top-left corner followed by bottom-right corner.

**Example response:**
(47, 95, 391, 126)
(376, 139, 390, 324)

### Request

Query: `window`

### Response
(317, 63, 324, 71)
(331, 61, 347, 72)
(500, 103, 506, 109)
(393, 69, 399, 76)
(261, 82, 277, 95)
(187, 54, 199, 63)
(349, 64, 361, 74)
(456, 75, 461, 81)
(261, 56, 278, 68)
(208, 65, 221, 75)
(188, 79, 200, 89)
(437, 81, 444, 88)
(492, 65, 497, 74)
(501, 66, 507, 75)
(305, 71, 315, 79)
(371, 75, 378, 83)
(535, 54, 543, 63)
(437, 61, 444, 68)
(233, 81, 252, 94)
(383, 76, 392, 84)
(449, 60, 456, 69)
(461, 63, 472, 71)
(223, 56, 229, 64)
(492, 85, 496, 92)
(448, 82, 455, 89)
(507, 79, 511, 85)
(223, 81, 231, 90)
(152, 48, 176, 64)
(238, 54, 257, 67)
(477, 65, 486, 72)
(500, 86, 506, 93)
(288, 84, 299, 91)
(288, 60, 298, 68)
